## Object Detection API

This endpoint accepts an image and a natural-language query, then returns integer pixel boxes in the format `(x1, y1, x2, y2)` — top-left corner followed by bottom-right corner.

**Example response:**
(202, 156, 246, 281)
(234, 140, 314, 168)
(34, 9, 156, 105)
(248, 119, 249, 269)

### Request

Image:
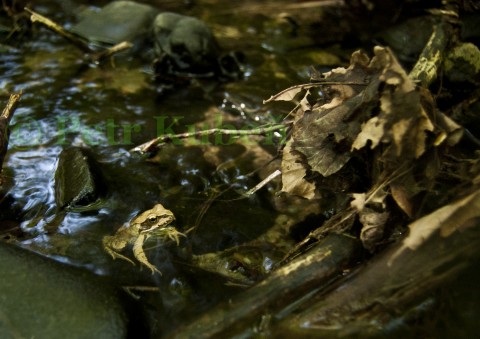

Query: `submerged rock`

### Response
(71, 1, 158, 49)
(70, 2, 240, 80)
(152, 12, 221, 76)
(54, 147, 105, 210)
(0, 241, 127, 338)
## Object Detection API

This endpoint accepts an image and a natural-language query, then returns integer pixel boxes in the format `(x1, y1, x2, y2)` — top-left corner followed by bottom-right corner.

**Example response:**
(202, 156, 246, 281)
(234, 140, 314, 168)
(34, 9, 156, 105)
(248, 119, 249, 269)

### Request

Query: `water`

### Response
(1, 0, 332, 334)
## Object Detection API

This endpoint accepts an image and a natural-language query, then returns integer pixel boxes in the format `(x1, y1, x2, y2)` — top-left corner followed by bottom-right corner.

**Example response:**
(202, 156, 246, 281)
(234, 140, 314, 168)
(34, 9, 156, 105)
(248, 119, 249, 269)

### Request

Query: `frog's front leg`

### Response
(103, 235, 136, 266)
(162, 226, 186, 245)
(133, 234, 162, 275)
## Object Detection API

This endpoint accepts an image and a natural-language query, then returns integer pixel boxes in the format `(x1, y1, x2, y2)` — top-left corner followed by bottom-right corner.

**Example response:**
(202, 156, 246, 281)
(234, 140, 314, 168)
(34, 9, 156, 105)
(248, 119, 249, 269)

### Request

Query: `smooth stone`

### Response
(378, 16, 434, 59)
(0, 241, 127, 338)
(153, 12, 220, 73)
(71, 1, 158, 47)
(54, 147, 105, 210)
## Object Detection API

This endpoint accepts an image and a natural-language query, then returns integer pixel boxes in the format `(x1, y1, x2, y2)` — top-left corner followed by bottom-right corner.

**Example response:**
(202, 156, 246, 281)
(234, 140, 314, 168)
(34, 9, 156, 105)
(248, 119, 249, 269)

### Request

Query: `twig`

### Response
(1, 91, 22, 180)
(243, 169, 281, 196)
(215, 0, 344, 14)
(25, 7, 93, 53)
(1, 91, 21, 122)
(408, 20, 449, 87)
(91, 41, 133, 64)
(263, 81, 368, 104)
(131, 123, 291, 154)
(24, 8, 132, 62)
(122, 286, 160, 299)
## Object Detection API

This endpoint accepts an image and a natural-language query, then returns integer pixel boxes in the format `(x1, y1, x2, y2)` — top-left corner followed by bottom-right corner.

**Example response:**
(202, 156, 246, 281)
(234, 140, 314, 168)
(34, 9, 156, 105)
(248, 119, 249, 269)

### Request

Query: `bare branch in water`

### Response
(24, 8, 132, 63)
(131, 123, 291, 154)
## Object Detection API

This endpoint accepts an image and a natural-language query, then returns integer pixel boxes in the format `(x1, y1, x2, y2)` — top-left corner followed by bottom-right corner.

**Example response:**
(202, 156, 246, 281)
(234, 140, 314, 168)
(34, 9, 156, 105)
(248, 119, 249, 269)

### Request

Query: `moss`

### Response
(444, 42, 480, 83)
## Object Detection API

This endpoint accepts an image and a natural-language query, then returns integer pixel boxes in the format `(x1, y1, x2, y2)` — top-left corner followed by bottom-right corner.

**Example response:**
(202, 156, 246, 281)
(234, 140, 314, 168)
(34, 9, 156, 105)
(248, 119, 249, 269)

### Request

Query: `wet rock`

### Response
(152, 12, 220, 76)
(71, 1, 158, 49)
(54, 147, 105, 210)
(378, 16, 434, 60)
(0, 241, 127, 338)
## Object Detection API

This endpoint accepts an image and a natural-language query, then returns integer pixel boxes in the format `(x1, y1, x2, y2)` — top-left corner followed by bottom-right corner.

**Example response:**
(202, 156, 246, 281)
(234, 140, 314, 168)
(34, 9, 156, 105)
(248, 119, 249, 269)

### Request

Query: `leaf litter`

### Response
(268, 46, 470, 252)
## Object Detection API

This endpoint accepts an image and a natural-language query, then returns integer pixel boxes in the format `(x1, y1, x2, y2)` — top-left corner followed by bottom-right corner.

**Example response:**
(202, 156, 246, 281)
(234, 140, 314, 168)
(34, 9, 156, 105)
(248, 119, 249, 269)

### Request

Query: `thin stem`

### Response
(131, 122, 291, 154)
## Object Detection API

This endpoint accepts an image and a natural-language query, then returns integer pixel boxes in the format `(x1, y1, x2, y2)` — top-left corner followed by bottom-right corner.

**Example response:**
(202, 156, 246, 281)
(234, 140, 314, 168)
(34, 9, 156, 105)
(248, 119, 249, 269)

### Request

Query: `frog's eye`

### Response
(140, 215, 160, 230)
(148, 215, 158, 222)
(147, 215, 159, 224)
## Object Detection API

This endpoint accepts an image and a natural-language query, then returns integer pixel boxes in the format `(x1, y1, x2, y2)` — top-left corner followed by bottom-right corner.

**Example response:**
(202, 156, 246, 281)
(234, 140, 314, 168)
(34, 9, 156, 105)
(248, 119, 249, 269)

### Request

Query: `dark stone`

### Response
(54, 147, 105, 210)
(153, 12, 220, 76)
(0, 242, 127, 338)
(377, 16, 434, 59)
(71, 1, 159, 48)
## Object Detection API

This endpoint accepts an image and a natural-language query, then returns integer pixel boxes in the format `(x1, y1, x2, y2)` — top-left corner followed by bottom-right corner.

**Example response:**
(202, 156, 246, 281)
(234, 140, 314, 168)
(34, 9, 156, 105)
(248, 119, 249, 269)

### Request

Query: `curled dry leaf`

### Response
(263, 84, 318, 104)
(268, 46, 467, 253)
(291, 50, 376, 177)
(390, 184, 414, 218)
(271, 47, 458, 182)
(350, 185, 388, 212)
(279, 47, 440, 179)
(350, 193, 366, 211)
(359, 208, 390, 252)
(350, 47, 435, 159)
(390, 189, 480, 265)
(351, 185, 389, 250)
(281, 140, 316, 199)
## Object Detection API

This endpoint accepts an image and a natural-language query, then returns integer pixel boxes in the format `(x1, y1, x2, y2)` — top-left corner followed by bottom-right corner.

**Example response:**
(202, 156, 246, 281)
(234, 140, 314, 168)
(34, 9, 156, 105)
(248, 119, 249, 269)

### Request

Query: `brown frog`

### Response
(103, 203, 184, 274)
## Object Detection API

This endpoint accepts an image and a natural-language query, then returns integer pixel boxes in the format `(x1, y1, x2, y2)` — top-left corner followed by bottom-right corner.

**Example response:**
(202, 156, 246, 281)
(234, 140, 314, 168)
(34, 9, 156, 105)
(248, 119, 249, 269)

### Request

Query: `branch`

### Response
(1, 91, 22, 179)
(91, 41, 133, 64)
(1, 91, 21, 123)
(24, 8, 132, 62)
(25, 7, 93, 54)
(131, 123, 291, 154)
(408, 19, 451, 87)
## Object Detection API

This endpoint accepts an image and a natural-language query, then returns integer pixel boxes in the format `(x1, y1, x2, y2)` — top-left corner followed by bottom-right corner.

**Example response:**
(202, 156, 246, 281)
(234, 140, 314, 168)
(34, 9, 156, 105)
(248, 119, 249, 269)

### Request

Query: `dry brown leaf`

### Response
(359, 208, 390, 251)
(272, 46, 463, 221)
(352, 185, 390, 250)
(352, 47, 434, 160)
(434, 111, 464, 146)
(352, 182, 389, 209)
(281, 140, 316, 199)
(352, 117, 386, 150)
(390, 189, 480, 265)
(390, 184, 414, 218)
(263, 84, 318, 103)
(291, 47, 433, 177)
(350, 193, 366, 211)
(292, 60, 376, 176)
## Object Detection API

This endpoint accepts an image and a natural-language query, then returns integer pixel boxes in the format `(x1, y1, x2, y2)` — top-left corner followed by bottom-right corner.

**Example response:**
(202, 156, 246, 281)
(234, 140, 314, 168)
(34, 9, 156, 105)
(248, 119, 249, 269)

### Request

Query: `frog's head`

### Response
(131, 204, 176, 234)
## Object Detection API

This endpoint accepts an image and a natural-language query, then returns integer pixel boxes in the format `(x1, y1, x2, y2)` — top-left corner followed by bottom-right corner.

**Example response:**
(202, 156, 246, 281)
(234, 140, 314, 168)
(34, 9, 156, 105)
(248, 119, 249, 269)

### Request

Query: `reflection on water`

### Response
(7, 147, 59, 233)
(0, 0, 329, 334)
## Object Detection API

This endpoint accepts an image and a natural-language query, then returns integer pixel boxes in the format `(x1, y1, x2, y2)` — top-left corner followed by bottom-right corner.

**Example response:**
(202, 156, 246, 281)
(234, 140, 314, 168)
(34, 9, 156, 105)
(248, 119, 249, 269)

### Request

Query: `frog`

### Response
(103, 203, 184, 274)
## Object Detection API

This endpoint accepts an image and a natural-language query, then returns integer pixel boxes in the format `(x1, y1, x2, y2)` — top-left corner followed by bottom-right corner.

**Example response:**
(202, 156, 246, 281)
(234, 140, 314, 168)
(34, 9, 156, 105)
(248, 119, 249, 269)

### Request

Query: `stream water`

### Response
(0, 0, 347, 335)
